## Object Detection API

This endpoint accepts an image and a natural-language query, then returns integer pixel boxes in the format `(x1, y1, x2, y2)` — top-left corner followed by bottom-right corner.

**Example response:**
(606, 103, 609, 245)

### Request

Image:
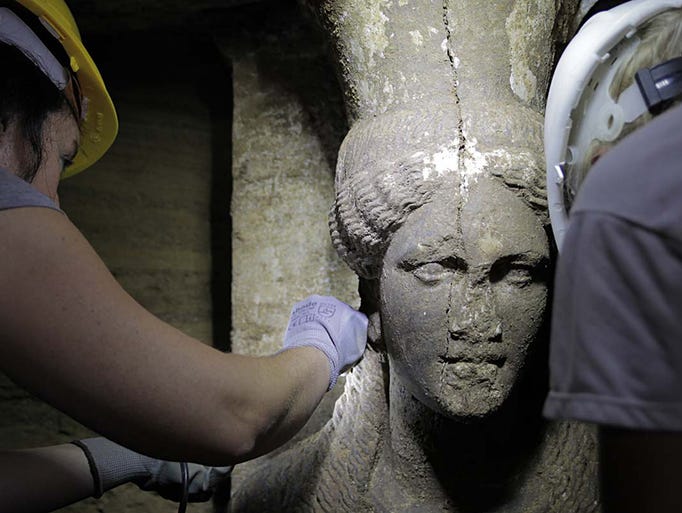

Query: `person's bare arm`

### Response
(0, 207, 332, 465)
(599, 426, 682, 513)
(0, 444, 93, 513)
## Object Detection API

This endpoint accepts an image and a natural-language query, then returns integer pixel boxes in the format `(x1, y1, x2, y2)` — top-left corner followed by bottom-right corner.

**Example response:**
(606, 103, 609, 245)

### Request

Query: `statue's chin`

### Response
(405, 365, 515, 421)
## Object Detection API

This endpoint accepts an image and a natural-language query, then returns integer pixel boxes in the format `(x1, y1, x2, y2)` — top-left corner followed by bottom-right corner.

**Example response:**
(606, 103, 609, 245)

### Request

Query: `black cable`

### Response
(178, 462, 189, 513)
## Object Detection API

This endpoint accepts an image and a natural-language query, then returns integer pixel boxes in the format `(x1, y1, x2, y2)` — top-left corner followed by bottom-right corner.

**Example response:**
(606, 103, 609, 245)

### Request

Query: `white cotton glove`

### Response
(72, 437, 231, 502)
(282, 294, 368, 390)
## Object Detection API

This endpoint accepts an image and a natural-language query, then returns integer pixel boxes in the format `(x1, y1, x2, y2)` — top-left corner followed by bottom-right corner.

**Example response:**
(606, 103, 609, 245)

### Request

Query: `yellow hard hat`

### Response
(14, 0, 118, 177)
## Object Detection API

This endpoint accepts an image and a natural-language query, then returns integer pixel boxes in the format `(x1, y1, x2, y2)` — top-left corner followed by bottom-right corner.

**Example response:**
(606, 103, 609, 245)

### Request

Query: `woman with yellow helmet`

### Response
(0, 2, 367, 511)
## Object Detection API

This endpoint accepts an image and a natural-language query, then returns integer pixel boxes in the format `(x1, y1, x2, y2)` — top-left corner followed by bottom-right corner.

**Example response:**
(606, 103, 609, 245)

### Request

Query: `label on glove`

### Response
(289, 299, 336, 329)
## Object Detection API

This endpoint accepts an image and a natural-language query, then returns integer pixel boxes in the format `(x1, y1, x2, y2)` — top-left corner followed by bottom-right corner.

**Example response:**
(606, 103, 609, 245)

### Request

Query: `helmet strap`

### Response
(0, 7, 83, 120)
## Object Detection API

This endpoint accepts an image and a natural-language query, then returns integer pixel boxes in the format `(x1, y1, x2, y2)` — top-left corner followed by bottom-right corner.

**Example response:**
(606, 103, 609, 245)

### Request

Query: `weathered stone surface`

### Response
(218, 2, 358, 358)
(216, 2, 359, 493)
(302, 0, 456, 124)
(230, 1, 601, 512)
(231, 111, 600, 513)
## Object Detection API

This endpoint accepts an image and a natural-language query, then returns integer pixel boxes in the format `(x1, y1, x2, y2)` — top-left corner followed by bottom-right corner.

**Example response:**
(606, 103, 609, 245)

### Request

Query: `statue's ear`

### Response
(367, 311, 383, 349)
(358, 277, 385, 351)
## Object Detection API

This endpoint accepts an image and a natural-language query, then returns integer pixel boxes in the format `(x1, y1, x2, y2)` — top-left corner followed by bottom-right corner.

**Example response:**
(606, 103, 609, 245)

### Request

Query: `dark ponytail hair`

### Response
(0, 1, 76, 183)
(0, 42, 71, 182)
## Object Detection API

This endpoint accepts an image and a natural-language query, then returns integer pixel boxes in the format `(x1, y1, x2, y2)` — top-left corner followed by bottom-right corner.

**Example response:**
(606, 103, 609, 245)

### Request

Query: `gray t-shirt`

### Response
(0, 167, 62, 213)
(543, 104, 682, 430)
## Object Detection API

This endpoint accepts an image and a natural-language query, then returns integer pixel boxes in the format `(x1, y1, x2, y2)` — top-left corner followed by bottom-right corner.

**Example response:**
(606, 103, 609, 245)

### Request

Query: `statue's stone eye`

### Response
(501, 267, 533, 287)
(489, 257, 548, 288)
(404, 257, 466, 285)
(412, 262, 451, 284)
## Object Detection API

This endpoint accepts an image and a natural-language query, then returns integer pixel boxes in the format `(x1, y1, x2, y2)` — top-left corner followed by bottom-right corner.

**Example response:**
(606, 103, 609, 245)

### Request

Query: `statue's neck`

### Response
(373, 371, 549, 511)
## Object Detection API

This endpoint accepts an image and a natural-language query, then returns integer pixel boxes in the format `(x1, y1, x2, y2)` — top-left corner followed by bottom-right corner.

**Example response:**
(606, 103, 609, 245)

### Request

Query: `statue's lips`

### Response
(440, 343, 507, 367)
(439, 343, 506, 387)
(442, 360, 503, 386)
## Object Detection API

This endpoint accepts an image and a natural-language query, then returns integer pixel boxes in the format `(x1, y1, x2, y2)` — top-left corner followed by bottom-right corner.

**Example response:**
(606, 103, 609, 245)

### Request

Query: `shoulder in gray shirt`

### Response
(0, 167, 62, 213)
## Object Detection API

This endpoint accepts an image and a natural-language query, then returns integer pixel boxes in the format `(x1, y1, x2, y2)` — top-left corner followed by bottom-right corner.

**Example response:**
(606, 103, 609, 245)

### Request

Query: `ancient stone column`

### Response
(230, 1, 601, 512)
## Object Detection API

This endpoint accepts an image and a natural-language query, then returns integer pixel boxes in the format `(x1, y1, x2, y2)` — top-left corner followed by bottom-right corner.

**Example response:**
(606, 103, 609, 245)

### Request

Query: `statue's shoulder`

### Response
(229, 350, 388, 513)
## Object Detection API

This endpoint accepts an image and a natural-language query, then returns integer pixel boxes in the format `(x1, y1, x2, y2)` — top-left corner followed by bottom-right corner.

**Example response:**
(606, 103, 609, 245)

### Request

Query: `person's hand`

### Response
(72, 437, 231, 502)
(134, 459, 230, 502)
(282, 294, 368, 389)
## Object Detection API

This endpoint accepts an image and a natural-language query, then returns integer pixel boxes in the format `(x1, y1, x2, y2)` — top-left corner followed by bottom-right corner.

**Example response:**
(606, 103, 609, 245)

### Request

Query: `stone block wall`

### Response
(217, 3, 358, 356)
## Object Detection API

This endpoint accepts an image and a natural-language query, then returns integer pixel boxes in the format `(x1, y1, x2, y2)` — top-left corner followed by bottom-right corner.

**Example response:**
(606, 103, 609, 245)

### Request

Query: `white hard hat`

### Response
(544, 0, 682, 252)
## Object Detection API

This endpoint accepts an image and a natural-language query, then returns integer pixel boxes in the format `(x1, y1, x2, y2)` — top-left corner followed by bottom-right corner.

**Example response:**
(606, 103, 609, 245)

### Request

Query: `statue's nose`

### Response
(449, 282, 502, 343)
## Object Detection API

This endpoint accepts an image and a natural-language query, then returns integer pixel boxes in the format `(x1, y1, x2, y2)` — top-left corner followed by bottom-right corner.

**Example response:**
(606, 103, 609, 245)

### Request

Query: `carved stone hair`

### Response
(329, 107, 548, 279)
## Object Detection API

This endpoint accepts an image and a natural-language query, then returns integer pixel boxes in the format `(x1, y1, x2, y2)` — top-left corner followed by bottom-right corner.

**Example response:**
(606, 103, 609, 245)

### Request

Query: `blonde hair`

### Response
(575, 8, 682, 190)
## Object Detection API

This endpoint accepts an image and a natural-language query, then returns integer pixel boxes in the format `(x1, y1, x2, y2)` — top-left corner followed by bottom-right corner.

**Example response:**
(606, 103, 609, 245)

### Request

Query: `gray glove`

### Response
(72, 437, 231, 502)
(283, 294, 368, 390)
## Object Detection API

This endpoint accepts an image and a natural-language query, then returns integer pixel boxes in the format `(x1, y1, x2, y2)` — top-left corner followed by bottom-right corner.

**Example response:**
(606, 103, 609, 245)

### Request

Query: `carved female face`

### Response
(379, 174, 549, 420)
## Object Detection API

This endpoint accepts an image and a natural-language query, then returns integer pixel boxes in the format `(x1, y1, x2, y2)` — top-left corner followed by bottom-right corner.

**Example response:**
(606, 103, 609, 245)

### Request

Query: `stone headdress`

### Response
(329, 107, 549, 279)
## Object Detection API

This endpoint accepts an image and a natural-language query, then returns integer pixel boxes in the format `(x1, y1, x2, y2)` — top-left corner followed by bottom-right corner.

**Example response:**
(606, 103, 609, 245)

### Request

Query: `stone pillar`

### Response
(216, 2, 359, 492)
(217, 3, 358, 358)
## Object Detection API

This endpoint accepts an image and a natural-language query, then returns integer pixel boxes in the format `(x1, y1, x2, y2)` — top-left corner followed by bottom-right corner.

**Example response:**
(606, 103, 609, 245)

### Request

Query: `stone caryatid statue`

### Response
(230, 1, 600, 512)
(230, 108, 598, 513)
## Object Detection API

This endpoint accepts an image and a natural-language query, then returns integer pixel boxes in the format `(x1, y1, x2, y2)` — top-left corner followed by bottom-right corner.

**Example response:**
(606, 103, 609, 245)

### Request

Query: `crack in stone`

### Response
(439, 280, 454, 399)
(440, 3, 466, 399)
(441, 1, 466, 164)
